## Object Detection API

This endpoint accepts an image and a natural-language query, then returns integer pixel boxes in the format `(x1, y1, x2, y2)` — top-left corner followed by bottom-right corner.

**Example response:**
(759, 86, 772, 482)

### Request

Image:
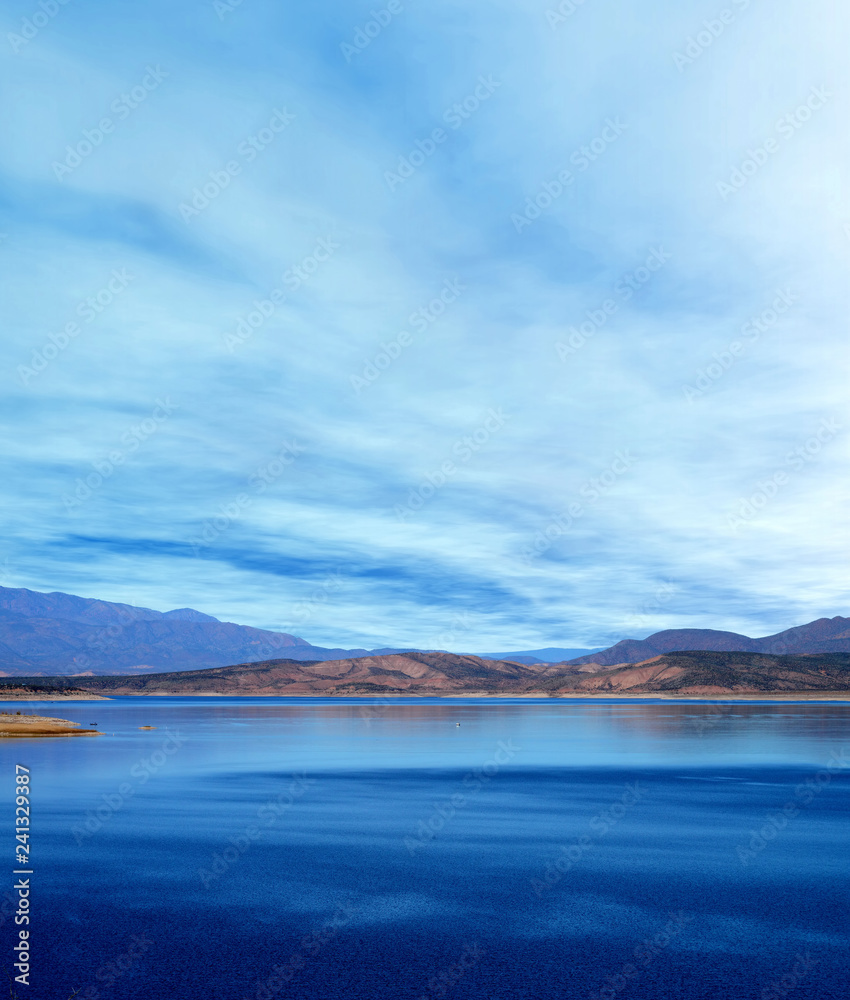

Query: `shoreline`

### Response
(4, 691, 850, 702)
(0, 713, 102, 737)
(0, 692, 108, 701)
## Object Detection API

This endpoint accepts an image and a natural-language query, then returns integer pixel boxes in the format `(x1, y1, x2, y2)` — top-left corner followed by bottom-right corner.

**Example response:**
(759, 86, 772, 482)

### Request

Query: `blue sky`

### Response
(1, 0, 847, 649)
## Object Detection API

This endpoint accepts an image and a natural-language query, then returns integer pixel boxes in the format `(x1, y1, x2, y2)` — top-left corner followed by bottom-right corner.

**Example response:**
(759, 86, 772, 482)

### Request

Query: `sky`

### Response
(1, 0, 848, 651)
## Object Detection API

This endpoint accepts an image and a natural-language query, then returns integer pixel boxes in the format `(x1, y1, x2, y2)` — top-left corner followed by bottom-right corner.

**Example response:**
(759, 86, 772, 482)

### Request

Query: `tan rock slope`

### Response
(9, 650, 850, 698)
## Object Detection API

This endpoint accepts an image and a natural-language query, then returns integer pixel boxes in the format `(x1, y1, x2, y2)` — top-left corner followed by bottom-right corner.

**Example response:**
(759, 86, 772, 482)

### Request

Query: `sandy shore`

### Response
(0, 713, 102, 737)
(0, 690, 108, 701)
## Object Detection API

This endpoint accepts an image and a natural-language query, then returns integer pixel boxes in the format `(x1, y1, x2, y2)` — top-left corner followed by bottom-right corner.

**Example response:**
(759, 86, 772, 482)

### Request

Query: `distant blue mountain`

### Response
(0, 586, 414, 675)
(480, 647, 604, 664)
(563, 620, 850, 665)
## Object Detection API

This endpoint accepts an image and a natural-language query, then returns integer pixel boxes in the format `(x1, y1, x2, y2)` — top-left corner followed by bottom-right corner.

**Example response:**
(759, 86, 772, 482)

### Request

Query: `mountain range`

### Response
(0, 586, 415, 675)
(9, 649, 850, 698)
(562, 617, 850, 665)
(0, 585, 847, 677)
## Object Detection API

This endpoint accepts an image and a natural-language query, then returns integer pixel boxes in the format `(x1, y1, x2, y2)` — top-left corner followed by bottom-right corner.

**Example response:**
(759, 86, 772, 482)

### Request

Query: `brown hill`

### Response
(7, 650, 850, 698)
(542, 651, 850, 696)
(8, 652, 541, 696)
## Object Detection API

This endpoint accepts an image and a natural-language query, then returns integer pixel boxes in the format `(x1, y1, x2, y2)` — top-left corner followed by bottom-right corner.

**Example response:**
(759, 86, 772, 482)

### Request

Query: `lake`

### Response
(4, 696, 849, 999)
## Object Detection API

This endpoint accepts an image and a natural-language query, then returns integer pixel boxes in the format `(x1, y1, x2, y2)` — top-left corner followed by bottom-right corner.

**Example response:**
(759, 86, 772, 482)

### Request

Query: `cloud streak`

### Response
(0, 0, 847, 649)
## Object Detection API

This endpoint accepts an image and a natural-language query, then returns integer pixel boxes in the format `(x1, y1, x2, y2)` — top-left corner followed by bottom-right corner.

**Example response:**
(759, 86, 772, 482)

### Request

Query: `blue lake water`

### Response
(3, 696, 849, 999)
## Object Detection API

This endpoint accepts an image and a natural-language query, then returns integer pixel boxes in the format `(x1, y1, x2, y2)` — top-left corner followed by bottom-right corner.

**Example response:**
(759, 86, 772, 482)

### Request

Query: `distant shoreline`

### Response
(0, 691, 108, 701)
(3, 690, 850, 702)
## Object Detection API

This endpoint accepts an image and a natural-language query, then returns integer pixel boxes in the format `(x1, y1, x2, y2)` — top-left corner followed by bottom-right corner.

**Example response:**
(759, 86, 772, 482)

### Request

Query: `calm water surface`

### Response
(2, 696, 849, 999)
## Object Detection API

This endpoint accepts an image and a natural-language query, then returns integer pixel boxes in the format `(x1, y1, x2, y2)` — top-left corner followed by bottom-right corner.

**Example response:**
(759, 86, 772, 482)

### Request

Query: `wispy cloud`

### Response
(0, 0, 847, 648)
